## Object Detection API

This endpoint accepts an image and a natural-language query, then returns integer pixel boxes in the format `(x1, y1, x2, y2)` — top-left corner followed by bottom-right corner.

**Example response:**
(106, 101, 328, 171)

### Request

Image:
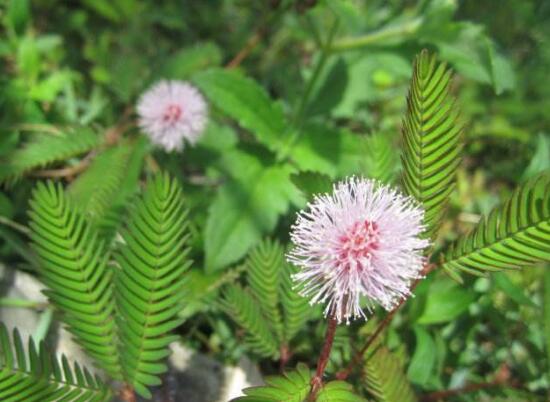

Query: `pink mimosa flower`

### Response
(288, 177, 430, 324)
(137, 80, 207, 152)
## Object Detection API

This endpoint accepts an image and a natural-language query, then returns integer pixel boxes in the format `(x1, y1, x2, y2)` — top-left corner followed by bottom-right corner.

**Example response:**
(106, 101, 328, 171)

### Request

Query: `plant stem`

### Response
(308, 315, 338, 401)
(330, 17, 422, 52)
(336, 263, 435, 380)
(120, 384, 136, 402)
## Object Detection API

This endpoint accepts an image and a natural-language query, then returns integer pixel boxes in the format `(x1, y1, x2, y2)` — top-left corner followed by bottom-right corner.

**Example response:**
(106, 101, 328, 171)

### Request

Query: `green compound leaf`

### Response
(114, 173, 191, 398)
(0, 324, 112, 402)
(193, 68, 290, 153)
(401, 49, 463, 241)
(28, 181, 122, 379)
(221, 284, 279, 359)
(363, 346, 417, 402)
(0, 128, 100, 184)
(233, 363, 365, 401)
(280, 260, 310, 343)
(247, 239, 285, 343)
(443, 173, 550, 276)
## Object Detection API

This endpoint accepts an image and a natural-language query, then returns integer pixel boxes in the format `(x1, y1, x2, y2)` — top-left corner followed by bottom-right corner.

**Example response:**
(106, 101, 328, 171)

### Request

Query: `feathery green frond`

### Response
(221, 284, 279, 359)
(317, 381, 367, 402)
(28, 181, 122, 379)
(0, 128, 100, 185)
(67, 143, 132, 222)
(363, 133, 398, 184)
(114, 173, 191, 398)
(443, 173, 550, 276)
(401, 49, 463, 241)
(233, 363, 365, 402)
(0, 324, 112, 402)
(281, 261, 310, 343)
(231, 362, 311, 402)
(247, 238, 285, 342)
(363, 346, 417, 402)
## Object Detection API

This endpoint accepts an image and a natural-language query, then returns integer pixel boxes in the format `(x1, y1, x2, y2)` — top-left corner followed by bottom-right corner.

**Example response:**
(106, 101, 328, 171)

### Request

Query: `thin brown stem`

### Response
(31, 152, 95, 180)
(279, 344, 292, 373)
(226, 32, 262, 69)
(422, 364, 512, 401)
(308, 315, 338, 401)
(336, 263, 435, 380)
(119, 384, 137, 402)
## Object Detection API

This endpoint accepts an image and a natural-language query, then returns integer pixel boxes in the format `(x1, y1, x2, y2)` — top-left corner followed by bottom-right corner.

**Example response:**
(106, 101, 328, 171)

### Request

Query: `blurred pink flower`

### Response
(137, 80, 207, 152)
(288, 177, 430, 324)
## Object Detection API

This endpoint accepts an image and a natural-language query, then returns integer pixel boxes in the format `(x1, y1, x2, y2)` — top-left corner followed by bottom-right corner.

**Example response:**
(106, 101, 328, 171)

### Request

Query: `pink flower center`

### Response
(163, 104, 183, 124)
(337, 220, 379, 270)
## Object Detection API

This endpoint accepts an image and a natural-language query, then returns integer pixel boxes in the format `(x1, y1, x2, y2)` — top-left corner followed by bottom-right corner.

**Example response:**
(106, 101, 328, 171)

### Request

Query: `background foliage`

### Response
(0, 0, 549, 401)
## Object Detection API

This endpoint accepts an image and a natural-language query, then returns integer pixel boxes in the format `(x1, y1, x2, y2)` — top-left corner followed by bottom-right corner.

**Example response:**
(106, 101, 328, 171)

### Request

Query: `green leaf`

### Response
(232, 363, 310, 401)
(0, 324, 112, 402)
(28, 181, 122, 379)
(443, 173, 550, 275)
(401, 50, 463, 241)
(234, 362, 364, 401)
(159, 42, 222, 79)
(522, 133, 550, 181)
(280, 261, 311, 343)
(493, 272, 536, 307)
(363, 346, 417, 402)
(247, 239, 285, 342)
(221, 284, 279, 359)
(306, 57, 349, 118)
(407, 326, 436, 386)
(317, 381, 366, 401)
(204, 150, 303, 272)
(67, 139, 147, 241)
(0, 128, 100, 184)
(363, 133, 399, 183)
(416, 278, 475, 325)
(193, 69, 290, 153)
(114, 173, 191, 398)
(290, 171, 333, 200)
(544, 269, 550, 377)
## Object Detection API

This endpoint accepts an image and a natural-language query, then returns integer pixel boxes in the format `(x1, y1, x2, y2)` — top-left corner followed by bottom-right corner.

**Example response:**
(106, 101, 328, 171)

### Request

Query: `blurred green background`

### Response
(0, 1, 549, 401)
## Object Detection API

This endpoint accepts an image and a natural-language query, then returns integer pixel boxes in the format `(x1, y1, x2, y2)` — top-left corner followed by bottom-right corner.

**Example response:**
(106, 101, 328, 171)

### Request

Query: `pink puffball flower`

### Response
(136, 80, 208, 152)
(288, 177, 430, 324)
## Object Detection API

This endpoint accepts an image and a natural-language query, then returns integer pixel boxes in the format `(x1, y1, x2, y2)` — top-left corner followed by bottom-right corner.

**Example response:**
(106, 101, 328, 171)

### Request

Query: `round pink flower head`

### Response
(137, 80, 208, 152)
(288, 177, 430, 324)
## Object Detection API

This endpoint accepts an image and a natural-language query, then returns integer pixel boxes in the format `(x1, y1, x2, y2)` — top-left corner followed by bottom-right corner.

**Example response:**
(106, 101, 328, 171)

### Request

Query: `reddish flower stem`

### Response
(336, 263, 435, 380)
(119, 384, 136, 402)
(308, 315, 338, 401)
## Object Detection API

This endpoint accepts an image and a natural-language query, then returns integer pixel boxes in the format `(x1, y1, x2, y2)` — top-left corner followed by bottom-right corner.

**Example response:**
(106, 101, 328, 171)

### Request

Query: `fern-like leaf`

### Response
(0, 128, 100, 184)
(0, 324, 112, 402)
(114, 173, 191, 398)
(67, 143, 132, 223)
(281, 261, 310, 343)
(222, 284, 280, 359)
(401, 50, 463, 241)
(363, 346, 417, 402)
(363, 133, 398, 184)
(247, 239, 285, 342)
(443, 173, 550, 276)
(233, 363, 365, 401)
(28, 181, 122, 379)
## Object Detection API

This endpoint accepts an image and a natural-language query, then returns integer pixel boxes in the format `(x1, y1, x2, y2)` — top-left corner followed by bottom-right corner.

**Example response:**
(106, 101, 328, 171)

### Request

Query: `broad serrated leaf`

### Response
(159, 42, 222, 79)
(204, 150, 303, 272)
(0, 324, 112, 402)
(401, 50, 463, 241)
(247, 239, 285, 342)
(115, 173, 191, 398)
(193, 68, 290, 153)
(317, 380, 366, 401)
(222, 284, 279, 358)
(0, 128, 100, 184)
(28, 181, 122, 379)
(363, 346, 417, 402)
(443, 173, 550, 275)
